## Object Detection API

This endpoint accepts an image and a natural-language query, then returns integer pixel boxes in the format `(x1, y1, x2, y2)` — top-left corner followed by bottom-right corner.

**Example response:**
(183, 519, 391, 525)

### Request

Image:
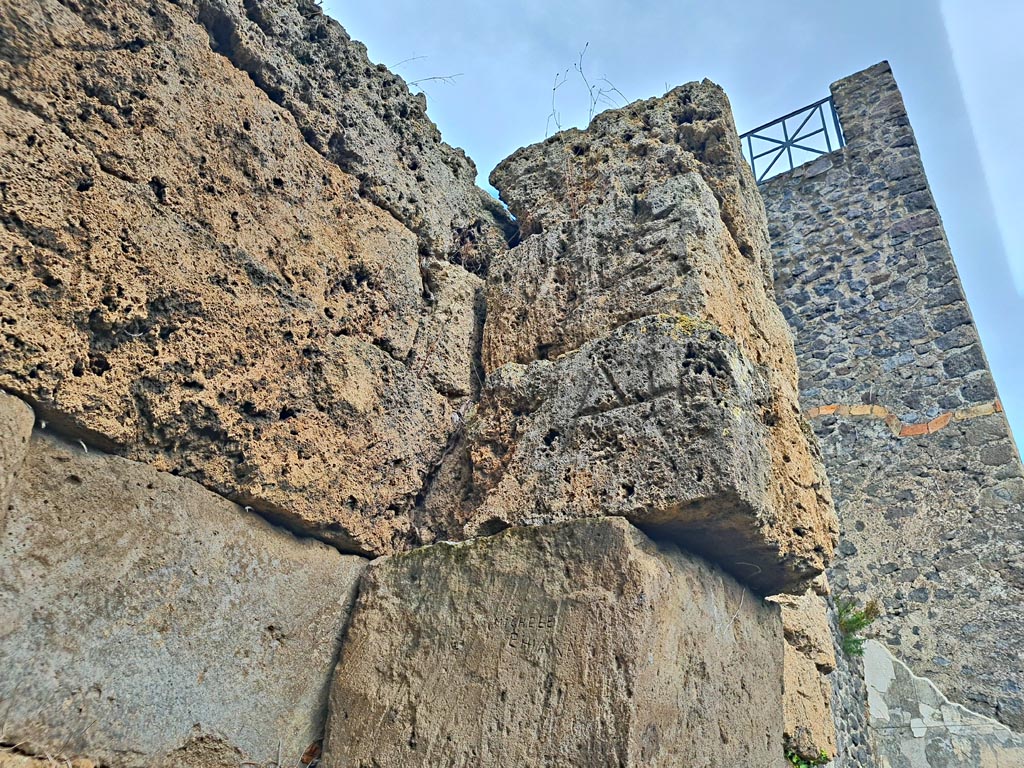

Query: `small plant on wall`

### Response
(785, 748, 831, 766)
(836, 597, 881, 657)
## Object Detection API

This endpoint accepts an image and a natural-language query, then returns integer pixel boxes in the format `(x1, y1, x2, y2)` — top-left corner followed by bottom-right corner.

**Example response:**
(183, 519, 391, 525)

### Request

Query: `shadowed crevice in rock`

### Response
(637, 500, 820, 598)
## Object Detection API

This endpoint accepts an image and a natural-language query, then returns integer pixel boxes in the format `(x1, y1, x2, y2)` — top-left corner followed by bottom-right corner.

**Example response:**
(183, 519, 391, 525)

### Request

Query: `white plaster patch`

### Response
(864, 639, 895, 723)
(864, 641, 1024, 766)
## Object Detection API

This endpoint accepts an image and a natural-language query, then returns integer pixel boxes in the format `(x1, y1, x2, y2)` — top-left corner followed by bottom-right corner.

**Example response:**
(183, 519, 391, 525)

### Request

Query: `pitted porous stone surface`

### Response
(0, 735, 243, 768)
(487, 80, 784, 375)
(0, 415, 366, 768)
(0, 0, 503, 555)
(784, 642, 837, 761)
(763, 61, 1024, 729)
(466, 82, 836, 593)
(323, 517, 786, 768)
(190, 0, 512, 269)
(424, 315, 829, 595)
(773, 589, 838, 761)
(775, 590, 837, 673)
(0, 752, 99, 768)
(864, 641, 1024, 768)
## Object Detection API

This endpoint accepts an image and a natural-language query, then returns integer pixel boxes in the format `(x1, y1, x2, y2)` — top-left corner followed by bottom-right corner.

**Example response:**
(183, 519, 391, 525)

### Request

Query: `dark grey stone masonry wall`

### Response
(762, 62, 1024, 731)
(825, 596, 873, 768)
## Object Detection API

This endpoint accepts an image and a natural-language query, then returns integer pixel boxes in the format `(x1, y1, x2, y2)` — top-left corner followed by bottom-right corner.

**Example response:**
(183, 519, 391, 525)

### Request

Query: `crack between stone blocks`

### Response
(0, 387, 369, 561)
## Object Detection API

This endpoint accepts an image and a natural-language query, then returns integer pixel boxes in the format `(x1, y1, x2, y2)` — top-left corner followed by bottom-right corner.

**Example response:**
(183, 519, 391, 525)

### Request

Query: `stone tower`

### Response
(760, 61, 1024, 766)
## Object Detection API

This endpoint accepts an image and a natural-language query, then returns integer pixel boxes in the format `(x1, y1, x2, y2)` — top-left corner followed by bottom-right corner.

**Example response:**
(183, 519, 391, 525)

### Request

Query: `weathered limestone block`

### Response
(0, 414, 367, 768)
(425, 315, 831, 595)
(771, 590, 838, 760)
(487, 80, 784, 374)
(774, 590, 837, 673)
(783, 643, 837, 761)
(191, 0, 513, 267)
(0, 392, 33, 518)
(478, 81, 836, 593)
(324, 517, 785, 768)
(415, 260, 486, 397)
(864, 641, 1024, 768)
(0, 0, 494, 554)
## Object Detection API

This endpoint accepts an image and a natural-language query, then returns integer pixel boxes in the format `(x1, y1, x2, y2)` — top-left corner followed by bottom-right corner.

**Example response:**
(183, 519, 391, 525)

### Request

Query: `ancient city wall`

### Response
(762, 61, 1024, 753)
(0, 1, 837, 766)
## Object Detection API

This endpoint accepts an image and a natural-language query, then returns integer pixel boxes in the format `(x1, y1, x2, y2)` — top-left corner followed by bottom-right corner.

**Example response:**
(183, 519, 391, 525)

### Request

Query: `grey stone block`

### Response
(323, 517, 786, 768)
(0, 424, 367, 767)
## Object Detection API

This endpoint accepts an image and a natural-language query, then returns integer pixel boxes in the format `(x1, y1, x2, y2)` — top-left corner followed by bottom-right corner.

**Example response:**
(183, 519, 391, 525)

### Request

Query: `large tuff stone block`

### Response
(770, 589, 837, 761)
(774, 589, 836, 674)
(426, 315, 831, 595)
(0, 401, 367, 768)
(324, 517, 785, 768)
(471, 80, 836, 593)
(487, 80, 784, 375)
(0, 0, 501, 555)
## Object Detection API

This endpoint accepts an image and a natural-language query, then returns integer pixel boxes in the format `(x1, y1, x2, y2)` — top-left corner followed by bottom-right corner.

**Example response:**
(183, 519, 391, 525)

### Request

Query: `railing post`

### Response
(830, 96, 845, 148)
(782, 118, 793, 172)
(747, 133, 756, 181)
(821, 102, 833, 153)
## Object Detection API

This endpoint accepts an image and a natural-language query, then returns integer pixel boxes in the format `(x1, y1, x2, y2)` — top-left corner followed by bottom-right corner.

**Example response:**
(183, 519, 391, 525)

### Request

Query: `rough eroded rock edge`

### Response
(191, 0, 514, 268)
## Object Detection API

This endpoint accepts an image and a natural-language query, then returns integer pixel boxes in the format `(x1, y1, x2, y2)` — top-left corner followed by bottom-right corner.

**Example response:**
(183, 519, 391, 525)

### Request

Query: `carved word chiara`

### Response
(496, 613, 557, 649)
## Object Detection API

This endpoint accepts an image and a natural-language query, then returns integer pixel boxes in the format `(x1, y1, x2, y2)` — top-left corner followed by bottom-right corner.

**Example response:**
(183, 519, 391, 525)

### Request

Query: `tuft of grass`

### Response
(836, 597, 881, 657)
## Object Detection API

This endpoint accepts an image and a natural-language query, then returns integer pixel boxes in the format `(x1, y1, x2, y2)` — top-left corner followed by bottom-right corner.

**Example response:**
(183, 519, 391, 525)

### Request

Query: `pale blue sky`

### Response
(327, 0, 1023, 448)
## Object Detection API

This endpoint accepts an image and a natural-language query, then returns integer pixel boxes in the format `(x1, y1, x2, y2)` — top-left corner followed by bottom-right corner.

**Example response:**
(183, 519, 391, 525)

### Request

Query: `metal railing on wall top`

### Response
(740, 96, 845, 184)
